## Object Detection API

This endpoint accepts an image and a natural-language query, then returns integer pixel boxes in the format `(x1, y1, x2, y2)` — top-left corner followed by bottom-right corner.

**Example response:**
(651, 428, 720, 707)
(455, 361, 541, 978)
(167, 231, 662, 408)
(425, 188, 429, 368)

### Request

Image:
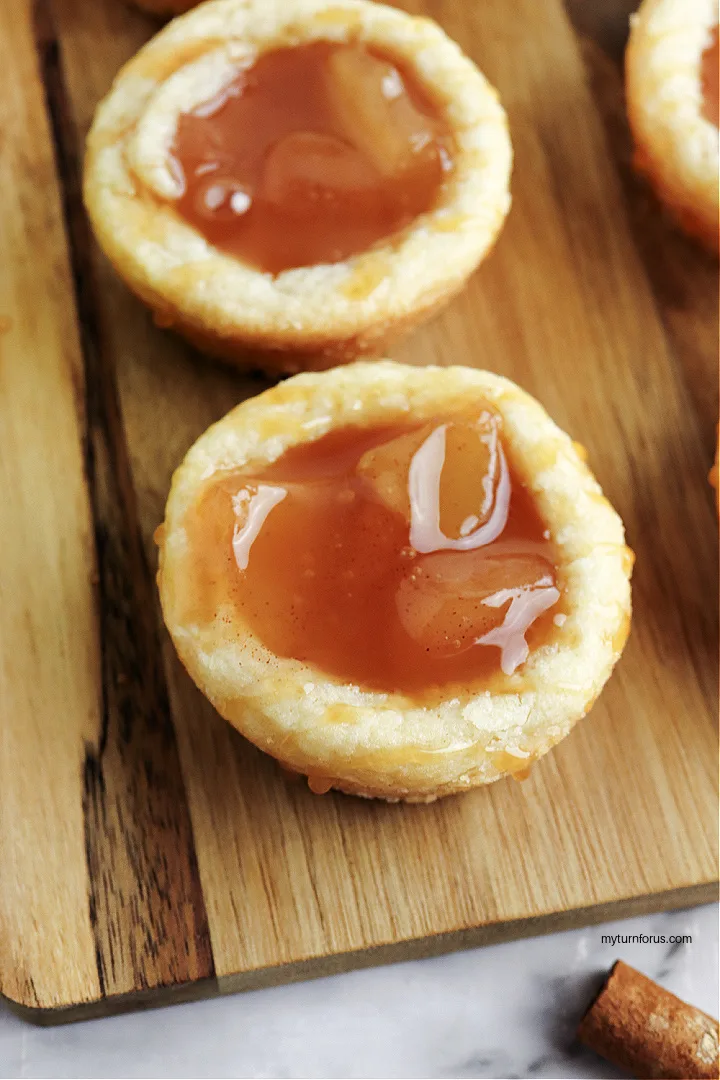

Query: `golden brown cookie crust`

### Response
(157, 361, 633, 802)
(626, 0, 719, 252)
(84, 0, 512, 371)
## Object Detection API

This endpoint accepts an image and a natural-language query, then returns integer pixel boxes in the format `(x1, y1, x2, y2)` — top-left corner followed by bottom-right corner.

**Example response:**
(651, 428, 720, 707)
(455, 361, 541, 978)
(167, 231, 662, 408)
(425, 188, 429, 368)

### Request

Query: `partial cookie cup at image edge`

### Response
(626, 0, 719, 252)
(157, 362, 633, 803)
(83, 0, 512, 373)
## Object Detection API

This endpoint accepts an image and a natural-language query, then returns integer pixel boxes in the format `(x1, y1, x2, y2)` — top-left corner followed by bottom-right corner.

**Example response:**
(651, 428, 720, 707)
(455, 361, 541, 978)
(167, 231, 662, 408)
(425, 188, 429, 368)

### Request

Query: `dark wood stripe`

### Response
(32, 0, 214, 997)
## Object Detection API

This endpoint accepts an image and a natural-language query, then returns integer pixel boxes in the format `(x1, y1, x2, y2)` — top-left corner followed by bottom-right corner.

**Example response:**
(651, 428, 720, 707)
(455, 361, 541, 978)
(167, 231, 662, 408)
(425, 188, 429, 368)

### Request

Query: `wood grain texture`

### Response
(0, 0, 101, 1011)
(36, 0, 214, 1001)
(567, 0, 720, 437)
(0, 0, 717, 1021)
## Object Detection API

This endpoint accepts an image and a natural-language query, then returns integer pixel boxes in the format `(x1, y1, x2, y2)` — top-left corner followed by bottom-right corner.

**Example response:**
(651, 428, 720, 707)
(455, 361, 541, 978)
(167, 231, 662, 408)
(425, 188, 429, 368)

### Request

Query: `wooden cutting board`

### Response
(0, 0, 717, 1023)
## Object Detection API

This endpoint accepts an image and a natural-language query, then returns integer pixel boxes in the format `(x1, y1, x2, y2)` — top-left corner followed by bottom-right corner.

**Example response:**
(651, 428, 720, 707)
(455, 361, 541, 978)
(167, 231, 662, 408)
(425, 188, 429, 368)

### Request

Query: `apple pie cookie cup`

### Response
(84, 0, 512, 372)
(157, 361, 633, 803)
(626, 0, 719, 251)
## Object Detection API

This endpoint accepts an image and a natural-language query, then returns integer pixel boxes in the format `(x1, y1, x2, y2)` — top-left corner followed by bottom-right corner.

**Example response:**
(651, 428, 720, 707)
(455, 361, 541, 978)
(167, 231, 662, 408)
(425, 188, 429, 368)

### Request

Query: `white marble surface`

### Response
(0, 903, 716, 1079)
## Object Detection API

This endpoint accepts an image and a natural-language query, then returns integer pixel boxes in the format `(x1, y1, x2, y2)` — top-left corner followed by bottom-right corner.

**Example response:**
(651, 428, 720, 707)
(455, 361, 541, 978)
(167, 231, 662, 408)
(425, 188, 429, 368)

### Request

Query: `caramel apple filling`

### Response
(701, 25, 719, 128)
(183, 412, 564, 696)
(171, 42, 454, 273)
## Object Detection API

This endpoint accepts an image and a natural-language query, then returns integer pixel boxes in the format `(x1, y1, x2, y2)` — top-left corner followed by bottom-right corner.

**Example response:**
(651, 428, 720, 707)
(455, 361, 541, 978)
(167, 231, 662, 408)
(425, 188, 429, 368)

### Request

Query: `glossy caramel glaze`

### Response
(181, 413, 565, 697)
(172, 42, 453, 273)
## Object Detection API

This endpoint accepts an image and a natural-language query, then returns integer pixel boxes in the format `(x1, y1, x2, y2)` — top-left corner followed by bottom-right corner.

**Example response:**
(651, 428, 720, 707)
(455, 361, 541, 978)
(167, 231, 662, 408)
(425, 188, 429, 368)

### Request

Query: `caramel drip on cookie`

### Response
(182, 411, 565, 698)
(171, 42, 453, 273)
(701, 25, 719, 128)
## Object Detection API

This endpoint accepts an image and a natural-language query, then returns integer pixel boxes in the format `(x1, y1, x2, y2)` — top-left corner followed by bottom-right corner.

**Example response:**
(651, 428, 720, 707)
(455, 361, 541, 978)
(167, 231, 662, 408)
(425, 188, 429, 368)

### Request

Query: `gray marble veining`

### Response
(0, 904, 716, 1079)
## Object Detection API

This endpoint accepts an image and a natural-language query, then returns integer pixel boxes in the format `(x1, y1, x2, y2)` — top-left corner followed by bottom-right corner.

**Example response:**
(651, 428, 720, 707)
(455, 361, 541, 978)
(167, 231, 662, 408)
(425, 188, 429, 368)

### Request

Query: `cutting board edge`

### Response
(5, 880, 716, 1026)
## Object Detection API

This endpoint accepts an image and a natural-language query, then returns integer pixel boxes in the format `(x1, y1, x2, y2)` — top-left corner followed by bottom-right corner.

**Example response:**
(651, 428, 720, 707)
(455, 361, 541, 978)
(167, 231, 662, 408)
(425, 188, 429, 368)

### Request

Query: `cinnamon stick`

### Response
(577, 960, 719, 1079)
